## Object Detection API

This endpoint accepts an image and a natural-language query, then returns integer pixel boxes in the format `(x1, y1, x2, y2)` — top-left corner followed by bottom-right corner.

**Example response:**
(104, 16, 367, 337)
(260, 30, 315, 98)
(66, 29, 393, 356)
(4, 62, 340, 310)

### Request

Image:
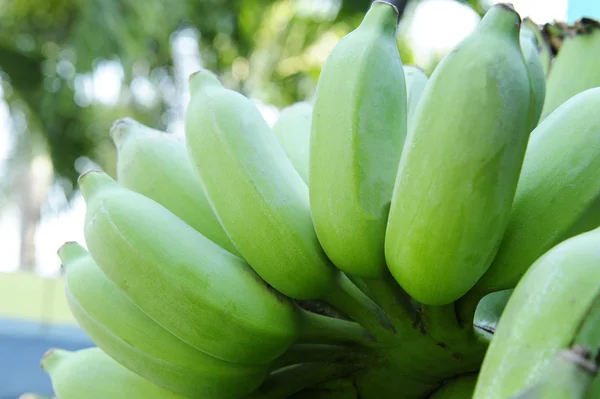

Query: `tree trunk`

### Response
(18, 157, 52, 272)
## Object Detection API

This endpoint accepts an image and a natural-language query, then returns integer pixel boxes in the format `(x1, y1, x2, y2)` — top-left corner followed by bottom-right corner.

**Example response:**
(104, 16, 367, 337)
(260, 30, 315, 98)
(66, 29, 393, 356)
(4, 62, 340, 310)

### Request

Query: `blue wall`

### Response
(0, 319, 93, 399)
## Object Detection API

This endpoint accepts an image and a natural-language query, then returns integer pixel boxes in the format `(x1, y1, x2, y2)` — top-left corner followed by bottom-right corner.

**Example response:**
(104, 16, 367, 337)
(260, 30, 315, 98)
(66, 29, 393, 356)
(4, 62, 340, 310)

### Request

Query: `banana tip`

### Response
(372, 1, 400, 16)
(189, 68, 213, 82)
(78, 169, 117, 202)
(57, 241, 78, 254)
(40, 348, 58, 371)
(110, 118, 137, 148)
(188, 69, 222, 94)
(498, 2, 515, 12)
(57, 241, 86, 268)
(498, 3, 521, 26)
(77, 169, 104, 185)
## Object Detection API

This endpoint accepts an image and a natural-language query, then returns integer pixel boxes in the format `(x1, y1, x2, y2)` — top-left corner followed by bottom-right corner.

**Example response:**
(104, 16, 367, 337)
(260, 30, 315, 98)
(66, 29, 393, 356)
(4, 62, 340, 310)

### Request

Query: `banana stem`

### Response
(270, 344, 364, 370)
(358, 271, 417, 330)
(248, 362, 359, 399)
(347, 275, 372, 297)
(322, 274, 396, 342)
(421, 304, 461, 340)
(296, 308, 380, 348)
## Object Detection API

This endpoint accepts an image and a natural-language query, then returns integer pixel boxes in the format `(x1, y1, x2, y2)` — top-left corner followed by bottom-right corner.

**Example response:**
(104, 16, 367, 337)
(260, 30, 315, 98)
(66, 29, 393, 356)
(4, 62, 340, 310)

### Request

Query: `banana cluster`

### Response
(42, 1, 600, 398)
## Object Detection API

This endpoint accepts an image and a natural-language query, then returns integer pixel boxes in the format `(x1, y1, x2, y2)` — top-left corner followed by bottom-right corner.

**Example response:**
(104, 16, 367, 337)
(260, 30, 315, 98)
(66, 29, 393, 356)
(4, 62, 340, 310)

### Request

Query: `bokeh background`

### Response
(0, 0, 597, 397)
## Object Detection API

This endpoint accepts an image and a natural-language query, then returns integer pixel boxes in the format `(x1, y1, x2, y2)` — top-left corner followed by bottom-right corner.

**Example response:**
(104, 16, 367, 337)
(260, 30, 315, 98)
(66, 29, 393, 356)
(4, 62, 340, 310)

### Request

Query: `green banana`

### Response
(385, 4, 533, 305)
(522, 18, 552, 77)
(467, 87, 600, 297)
(309, 0, 407, 278)
(185, 69, 335, 300)
(474, 227, 600, 399)
(429, 374, 477, 399)
(510, 347, 598, 399)
(473, 289, 513, 344)
(272, 101, 312, 184)
(41, 347, 186, 399)
(59, 242, 269, 398)
(403, 65, 428, 130)
(541, 19, 600, 120)
(111, 117, 240, 256)
(520, 22, 547, 127)
(79, 170, 300, 365)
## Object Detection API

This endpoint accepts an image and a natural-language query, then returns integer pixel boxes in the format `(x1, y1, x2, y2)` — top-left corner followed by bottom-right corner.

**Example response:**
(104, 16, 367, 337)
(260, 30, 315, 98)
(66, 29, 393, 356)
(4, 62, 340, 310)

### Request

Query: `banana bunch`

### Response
(42, 2, 600, 398)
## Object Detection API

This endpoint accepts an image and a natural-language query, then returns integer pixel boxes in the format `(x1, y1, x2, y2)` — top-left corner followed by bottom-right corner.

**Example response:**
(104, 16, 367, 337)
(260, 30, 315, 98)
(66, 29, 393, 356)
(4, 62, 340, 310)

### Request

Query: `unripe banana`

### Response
(468, 88, 600, 297)
(310, 0, 407, 278)
(522, 18, 552, 77)
(59, 242, 269, 398)
(272, 101, 312, 184)
(385, 4, 532, 305)
(185, 70, 336, 300)
(41, 347, 186, 399)
(510, 347, 598, 399)
(429, 374, 477, 399)
(473, 289, 512, 343)
(79, 170, 300, 365)
(541, 19, 600, 121)
(403, 65, 428, 130)
(110, 118, 240, 256)
(520, 23, 546, 127)
(474, 228, 600, 398)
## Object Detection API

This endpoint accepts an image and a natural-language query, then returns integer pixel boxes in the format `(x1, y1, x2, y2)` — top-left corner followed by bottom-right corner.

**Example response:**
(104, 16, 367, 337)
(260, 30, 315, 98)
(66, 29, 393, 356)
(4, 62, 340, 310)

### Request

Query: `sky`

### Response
(0, 0, 570, 277)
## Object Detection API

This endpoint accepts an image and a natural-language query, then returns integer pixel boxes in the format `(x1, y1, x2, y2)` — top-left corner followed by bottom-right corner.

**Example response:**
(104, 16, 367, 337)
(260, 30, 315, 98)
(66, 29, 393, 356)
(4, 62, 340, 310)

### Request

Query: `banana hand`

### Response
(79, 170, 299, 365)
(59, 242, 269, 398)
